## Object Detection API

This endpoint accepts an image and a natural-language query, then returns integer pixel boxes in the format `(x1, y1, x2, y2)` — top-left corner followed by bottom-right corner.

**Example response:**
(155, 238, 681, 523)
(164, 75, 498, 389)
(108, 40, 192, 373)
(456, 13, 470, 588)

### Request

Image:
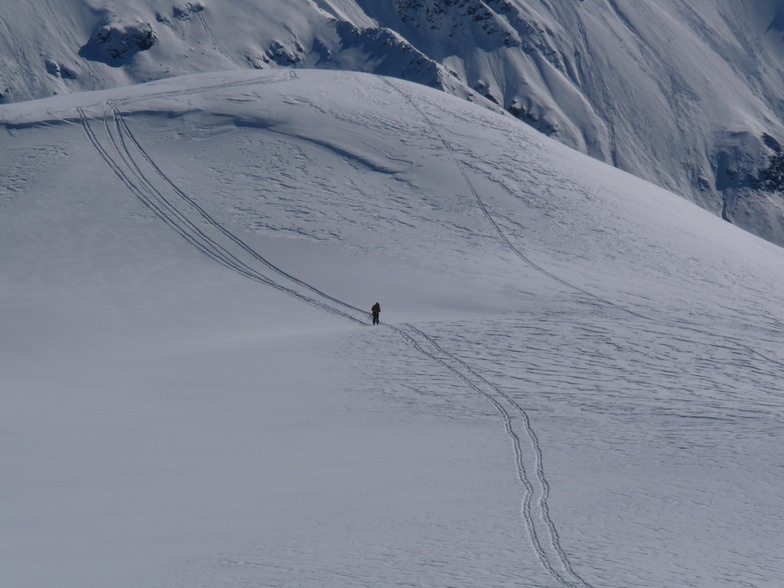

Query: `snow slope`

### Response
(0, 0, 481, 104)
(351, 0, 784, 232)
(4, 1, 784, 245)
(2, 70, 784, 587)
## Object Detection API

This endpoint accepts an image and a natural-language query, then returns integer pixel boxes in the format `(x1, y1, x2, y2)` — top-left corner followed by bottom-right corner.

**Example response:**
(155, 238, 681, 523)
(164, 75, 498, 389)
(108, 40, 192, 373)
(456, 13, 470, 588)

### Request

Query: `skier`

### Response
(371, 302, 381, 325)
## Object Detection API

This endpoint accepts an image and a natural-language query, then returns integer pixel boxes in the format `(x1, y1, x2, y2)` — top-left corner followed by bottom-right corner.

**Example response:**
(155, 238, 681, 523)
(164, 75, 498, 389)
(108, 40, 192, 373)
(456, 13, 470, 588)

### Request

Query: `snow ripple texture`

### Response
(76, 76, 593, 587)
(4, 69, 779, 587)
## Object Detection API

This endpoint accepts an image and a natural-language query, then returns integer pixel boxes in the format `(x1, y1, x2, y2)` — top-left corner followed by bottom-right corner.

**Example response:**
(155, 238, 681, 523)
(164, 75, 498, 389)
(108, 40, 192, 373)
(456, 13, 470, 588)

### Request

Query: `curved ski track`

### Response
(378, 75, 784, 587)
(379, 77, 599, 587)
(394, 323, 592, 588)
(376, 79, 784, 374)
(77, 104, 366, 326)
(195, 9, 234, 63)
(77, 96, 592, 587)
(378, 76, 650, 324)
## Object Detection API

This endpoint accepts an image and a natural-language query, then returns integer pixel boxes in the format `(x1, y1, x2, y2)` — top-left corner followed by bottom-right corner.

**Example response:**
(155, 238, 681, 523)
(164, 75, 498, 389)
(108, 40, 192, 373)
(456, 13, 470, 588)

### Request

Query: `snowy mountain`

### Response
(3, 1, 784, 243)
(3, 69, 784, 587)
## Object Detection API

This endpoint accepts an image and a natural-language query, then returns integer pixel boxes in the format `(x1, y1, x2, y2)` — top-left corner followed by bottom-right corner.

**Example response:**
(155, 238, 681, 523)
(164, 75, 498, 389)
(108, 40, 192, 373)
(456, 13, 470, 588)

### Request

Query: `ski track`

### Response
(76, 89, 592, 586)
(378, 76, 598, 587)
(376, 78, 784, 373)
(393, 323, 592, 588)
(78, 103, 365, 325)
(378, 75, 784, 586)
(75, 75, 784, 587)
(196, 10, 234, 63)
(104, 69, 299, 112)
(377, 76, 650, 325)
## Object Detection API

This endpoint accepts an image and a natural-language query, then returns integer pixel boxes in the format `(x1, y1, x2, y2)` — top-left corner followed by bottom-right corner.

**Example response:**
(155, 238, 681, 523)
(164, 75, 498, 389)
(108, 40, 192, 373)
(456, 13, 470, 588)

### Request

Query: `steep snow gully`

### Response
(76, 74, 594, 587)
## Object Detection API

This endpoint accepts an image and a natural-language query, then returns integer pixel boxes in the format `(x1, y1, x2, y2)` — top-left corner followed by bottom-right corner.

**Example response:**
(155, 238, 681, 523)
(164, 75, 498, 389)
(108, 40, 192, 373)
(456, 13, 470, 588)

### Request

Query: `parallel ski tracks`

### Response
(106, 69, 299, 113)
(78, 103, 365, 325)
(195, 9, 234, 63)
(77, 93, 591, 586)
(379, 77, 593, 587)
(394, 324, 592, 588)
(377, 76, 784, 586)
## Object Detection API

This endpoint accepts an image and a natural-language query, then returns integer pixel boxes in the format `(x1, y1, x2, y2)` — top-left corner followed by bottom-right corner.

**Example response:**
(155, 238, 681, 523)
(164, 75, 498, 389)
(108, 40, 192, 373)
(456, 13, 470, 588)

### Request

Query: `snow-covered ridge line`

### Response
(4, 1, 784, 245)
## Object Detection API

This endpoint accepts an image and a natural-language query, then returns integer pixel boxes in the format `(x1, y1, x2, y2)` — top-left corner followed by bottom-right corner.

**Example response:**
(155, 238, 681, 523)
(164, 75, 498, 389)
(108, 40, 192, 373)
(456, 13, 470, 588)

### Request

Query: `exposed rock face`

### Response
(334, 22, 445, 87)
(80, 20, 156, 66)
(45, 60, 78, 79)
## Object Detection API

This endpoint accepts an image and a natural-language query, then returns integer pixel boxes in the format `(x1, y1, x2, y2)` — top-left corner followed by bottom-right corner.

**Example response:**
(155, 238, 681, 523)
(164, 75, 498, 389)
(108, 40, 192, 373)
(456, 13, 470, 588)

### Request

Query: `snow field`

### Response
(2, 70, 784, 586)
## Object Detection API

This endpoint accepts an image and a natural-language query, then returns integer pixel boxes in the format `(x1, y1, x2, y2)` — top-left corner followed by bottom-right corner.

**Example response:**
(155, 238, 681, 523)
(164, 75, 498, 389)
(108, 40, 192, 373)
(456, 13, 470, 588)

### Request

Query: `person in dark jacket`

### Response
(371, 302, 381, 325)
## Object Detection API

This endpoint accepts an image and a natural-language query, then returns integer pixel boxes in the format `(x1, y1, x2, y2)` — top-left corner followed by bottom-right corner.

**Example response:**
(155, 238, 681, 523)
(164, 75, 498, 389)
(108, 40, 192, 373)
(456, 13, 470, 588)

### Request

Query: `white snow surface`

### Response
(2, 69, 784, 587)
(4, 0, 784, 244)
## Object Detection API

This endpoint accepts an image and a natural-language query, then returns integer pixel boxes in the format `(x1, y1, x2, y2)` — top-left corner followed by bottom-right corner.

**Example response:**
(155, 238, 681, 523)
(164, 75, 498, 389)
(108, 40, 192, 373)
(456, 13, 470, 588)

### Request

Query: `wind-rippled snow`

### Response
(2, 70, 783, 587)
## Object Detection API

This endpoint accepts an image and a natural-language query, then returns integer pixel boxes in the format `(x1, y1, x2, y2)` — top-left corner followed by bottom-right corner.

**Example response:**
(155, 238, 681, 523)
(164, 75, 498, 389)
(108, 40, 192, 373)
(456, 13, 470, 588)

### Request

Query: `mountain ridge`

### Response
(4, 1, 784, 243)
